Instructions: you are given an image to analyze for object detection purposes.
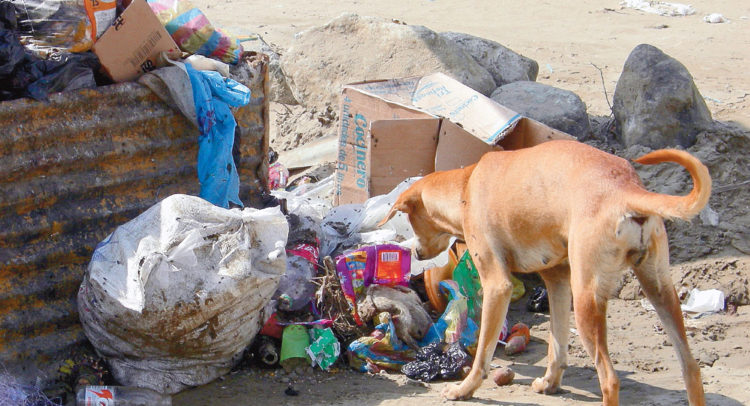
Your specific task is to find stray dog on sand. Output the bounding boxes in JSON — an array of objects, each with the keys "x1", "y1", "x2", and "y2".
[{"x1": 379, "y1": 140, "x2": 709, "y2": 405}]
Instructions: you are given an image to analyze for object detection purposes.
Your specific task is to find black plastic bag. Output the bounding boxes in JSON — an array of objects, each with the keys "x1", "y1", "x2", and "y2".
[
  {"x1": 439, "y1": 342, "x2": 472, "y2": 380},
  {"x1": 25, "y1": 51, "x2": 99, "y2": 100},
  {"x1": 0, "y1": 1, "x2": 17, "y2": 30},
  {"x1": 526, "y1": 286, "x2": 550, "y2": 313},
  {"x1": 0, "y1": 28, "x2": 24, "y2": 76},
  {"x1": 414, "y1": 342, "x2": 442, "y2": 362},
  {"x1": 0, "y1": 27, "x2": 99, "y2": 101},
  {"x1": 402, "y1": 360, "x2": 440, "y2": 382},
  {"x1": 403, "y1": 342, "x2": 473, "y2": 382}
]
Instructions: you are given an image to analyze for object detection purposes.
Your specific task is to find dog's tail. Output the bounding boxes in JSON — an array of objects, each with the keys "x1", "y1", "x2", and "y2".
[{"x1": 628, "y1": 149, "x2": 712, "y2": 220}]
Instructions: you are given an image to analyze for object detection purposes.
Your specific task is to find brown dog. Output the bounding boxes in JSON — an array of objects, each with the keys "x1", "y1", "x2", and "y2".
[{"x1": 378, "y1": 139, "x2": 709, "y2": 405}]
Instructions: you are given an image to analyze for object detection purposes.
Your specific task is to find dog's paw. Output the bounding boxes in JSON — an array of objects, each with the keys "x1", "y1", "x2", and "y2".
[
  {"x1": 441, "y1": 383, "x2": 473, "y2": 401},
  {"x1": 532, "y1": 377, "x2": 560, "y2": 395}
]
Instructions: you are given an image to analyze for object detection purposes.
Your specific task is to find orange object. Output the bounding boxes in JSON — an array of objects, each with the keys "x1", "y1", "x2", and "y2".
[
  {"x1": 507, "y1": 322, "x2": 530, "y2": 345},
  {"x1": 424, "y1": 248, "x2": 459, "y2": 312},
  {"x1": 375, "y1": 248, "x2": 407, "y2": 285}
]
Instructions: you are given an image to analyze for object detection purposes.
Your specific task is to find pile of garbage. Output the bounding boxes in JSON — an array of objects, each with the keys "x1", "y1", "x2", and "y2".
[
  {"x1": 52, "y1": 163, "x2": 550, "y2": 404},
  {"x1": 0, "y1": 0, "x2": 246, "y2": 102}
]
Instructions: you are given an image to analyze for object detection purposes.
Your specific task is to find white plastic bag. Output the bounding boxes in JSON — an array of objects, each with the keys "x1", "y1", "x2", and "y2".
[
  {"x1": 78, "y1": 194, "x2": 288, "y2": 394},
  {"x1": 320, "y1": 177, "x2": 451, "y2": 275},
  {"x1": 681, "y1": 288, "x2": 725, "y2": 313}
]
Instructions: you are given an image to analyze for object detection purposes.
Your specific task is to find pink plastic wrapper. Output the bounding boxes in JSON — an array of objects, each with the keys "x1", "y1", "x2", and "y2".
[
  {"x1": 268, "y1": 161, "x2": 289, "y2": 190},
  {"x1": 335, "y1": 244, "x2": 411, "y2": 325}
]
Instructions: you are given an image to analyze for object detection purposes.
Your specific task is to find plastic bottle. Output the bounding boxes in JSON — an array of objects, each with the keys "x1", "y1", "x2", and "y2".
[
  {"x1": 76, "y1": 385, "x2": 172, "y2": 406},
  {"x1": 256, "y1": 335, "x2": 280, "y2": 366}
]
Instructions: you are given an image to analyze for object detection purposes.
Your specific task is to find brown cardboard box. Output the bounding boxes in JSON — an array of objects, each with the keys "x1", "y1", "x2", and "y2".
[
  {"x1": 333, "y1": 73, "x2": 575, "y2": 205},
  {"x1": 93, "y1": 0, "x2": 180, "y2": 82}
]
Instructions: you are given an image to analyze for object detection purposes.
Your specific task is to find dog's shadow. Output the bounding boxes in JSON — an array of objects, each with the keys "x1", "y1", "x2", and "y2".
[{"x1": 488, "y1": 347, "x2": 743, "y2": 405}]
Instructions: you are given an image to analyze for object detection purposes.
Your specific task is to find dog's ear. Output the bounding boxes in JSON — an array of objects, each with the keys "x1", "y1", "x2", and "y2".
[{"x1": 377, "y1": 200, "x2": 409, "y2": 227}]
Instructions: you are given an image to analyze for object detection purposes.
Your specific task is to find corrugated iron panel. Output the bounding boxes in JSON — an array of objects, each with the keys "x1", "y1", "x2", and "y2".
[{"x1": 0, "y1": 54, "x2": 269, "y2": 383}]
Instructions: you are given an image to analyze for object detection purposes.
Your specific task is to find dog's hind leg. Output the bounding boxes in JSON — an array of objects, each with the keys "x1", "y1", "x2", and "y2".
[
  {"x1": 442, "y1": 245, "x2": 513, "y2": 401},
  {"x1": 532, "y1": 264, "x2": 572, "y2": 395},
  {"x1": 569, "y1": 243, "x2": 620, "y2": 405},
  {"x1": 633, "y1": 229, "x2": 705, "y2": 406}
]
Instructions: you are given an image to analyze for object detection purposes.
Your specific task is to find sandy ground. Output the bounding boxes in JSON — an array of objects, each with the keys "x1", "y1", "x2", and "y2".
[
  {"x1": 193, "y1": 0, "x2": 750, "y2": 128},
  {"x1": 175, "y1": 292, "x2": 750, "y2": 406},
  {"x1": 175, "y1": 1, "x2": 749, "y2": 405}
]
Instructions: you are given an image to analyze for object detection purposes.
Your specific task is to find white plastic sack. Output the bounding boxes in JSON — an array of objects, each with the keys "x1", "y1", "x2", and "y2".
[{"x1": 78, "y1": 194, "x2": 288, "y2": 394}]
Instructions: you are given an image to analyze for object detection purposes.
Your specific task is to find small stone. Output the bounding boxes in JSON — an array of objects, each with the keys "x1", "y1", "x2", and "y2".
[{"x1": 493, "y1": 367, "x2": 515, "y2": 386}]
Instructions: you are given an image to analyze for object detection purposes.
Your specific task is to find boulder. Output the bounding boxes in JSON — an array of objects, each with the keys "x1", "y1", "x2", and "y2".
[
  {"x1": 613, "y1": 44, "x2": 712, "y2": 148},
  {"x1": 440, "y1": 32, "x2": 538, "y2": 86},
  {"x1": 490, "y1": 81, "x2": 592, "y2": 139},
  {"x1": 281, "y1": 13, "x2": 496, "y2": 111}
]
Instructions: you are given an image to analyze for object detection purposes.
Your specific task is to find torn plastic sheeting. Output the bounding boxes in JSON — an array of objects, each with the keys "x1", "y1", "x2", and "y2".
[
  {"x1": 78, "y1": 194, "x2": 288, "y2": 394},
  {"x1": 321, "y1": 176, "x2": 453, "y2": 276}
]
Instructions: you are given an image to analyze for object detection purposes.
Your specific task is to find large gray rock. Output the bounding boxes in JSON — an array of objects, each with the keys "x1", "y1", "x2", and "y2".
[
  {"x1": 440, "y1": 32, "x2": 538, "y2": 87},
  {"x1": 281, "y1": 13, "x2": 496, "y2": 110},
  {"x1": 490, "y1": 81, "x2": 592, "y2": 139},
  {"x1": 613, "y1": 44, "x2": 712, "y2": 148}
]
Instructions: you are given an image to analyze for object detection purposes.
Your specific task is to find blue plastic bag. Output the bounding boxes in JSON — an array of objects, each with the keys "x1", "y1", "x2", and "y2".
[
  {"x1": 420, "y1": 280, "x2": 479, "y2": 353},
  {"x1": 184, "y1": 63, "x2": 250, "y2": 208}
]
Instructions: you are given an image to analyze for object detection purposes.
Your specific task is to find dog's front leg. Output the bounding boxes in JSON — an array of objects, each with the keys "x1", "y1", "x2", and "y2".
[
  {"x1": 532, "y1": 265, "x2": 572, "y2": 395},
  {"x1": 442, "y1": 251, "x2": 513, "y2": 400}
]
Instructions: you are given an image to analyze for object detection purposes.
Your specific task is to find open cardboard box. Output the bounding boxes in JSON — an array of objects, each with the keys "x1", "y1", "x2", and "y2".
[
  {"x1": 93, "y1": 0, "x2": 181, "y2": 82},
  {"x1": 333, "y1": 72, "x2": 575, "y2": 205}
]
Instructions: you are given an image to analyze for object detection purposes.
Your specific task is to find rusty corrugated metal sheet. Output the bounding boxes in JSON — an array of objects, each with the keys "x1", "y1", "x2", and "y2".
[{"x1": 0, "y1": 54, "x2": 269, "y2": 383}]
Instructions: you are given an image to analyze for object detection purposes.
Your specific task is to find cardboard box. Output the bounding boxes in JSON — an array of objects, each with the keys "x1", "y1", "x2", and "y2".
[
  {"x1": 333, "y1": 73, "x2": 575, "y2": 205},
  {"x1": 93, "y1": 0, "x2": 180, "y2": 82}
]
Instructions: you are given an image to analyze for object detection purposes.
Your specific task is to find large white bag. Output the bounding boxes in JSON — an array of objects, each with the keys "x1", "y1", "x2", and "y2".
[{"x1": 78, "y1": 194, "x2": 288, "y2": 394}]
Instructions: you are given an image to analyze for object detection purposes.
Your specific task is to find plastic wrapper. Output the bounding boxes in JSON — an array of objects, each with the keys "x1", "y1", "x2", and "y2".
[
  {"x1": 147, "y1": 0, "x2": 242, "y2": 64},
  {"x1": 420, "y1": 280, "x2": 479, "y2": 354},
  {"x1": 680, "y1": 288, "x2": 725, "y2": 313},
  {"x1": 347, "y1": 312, "x2": 415, "y2": 373},
  {"x1": 11, "y1": 0, "x2": 115, "y2": 55},
  {"x1": 335, "y1": 244, "x2": 411, "y2": 325},
  {"x1": 305, "y1": 327, "x2": 340, "y2": 370},
  {"x1": 268, "y1": 161, "x2": 289, "y2": 190},
  {"x1": 452, "y1": 250, "x2": 483, "y2": 321},
  {"x1": 275, "y1": 242, "x2": 319, "y2": 311},
  {"x1": 526, "y1": 286, "x2": 549, "y2": 313}
]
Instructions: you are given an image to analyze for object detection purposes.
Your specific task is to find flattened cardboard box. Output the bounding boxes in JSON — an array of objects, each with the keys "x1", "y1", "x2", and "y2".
[
  {"x1": 334, "y1": 72, "x2": 575, "y2": 205},
  {"x1": 93, "y1": 0, "x2": 180, "y2": 82}
]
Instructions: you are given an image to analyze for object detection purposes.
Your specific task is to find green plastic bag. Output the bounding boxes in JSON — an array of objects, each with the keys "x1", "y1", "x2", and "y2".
[
  {"x1": 452, "y1": 251, "x2": 483, "y2": 321},
  {"x1": 451, "y1": 250, "x2": 526, "y2": 321},
  {"x1": 306, "y1": 327, "x2": 340, "y2": 370}
]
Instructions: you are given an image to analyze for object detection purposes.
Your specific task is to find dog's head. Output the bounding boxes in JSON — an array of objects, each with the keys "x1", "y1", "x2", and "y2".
[{"x1": 377, "y1": 182, "x2": 456, "y2": 260}]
